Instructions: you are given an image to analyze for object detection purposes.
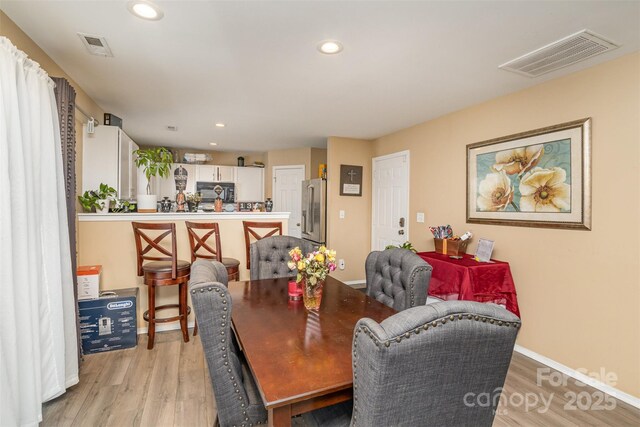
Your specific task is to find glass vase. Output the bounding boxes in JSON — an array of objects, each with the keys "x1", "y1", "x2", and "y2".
[{"x1": 302, "y1": 278, "x2": 324, "y2": 311}]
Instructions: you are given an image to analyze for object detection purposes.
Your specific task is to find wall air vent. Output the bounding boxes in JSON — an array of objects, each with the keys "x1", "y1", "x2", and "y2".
[
  {"x1": 77, "y1": 33, "x2": 113, "y2": 57},
  {"x1": 499, "y1": 30, "x2": 619, "y2": 77}
]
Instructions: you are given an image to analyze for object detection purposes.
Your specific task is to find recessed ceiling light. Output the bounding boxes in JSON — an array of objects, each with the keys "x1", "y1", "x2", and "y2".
[
  {"x1": 127, "y1": 1, "x2": 164, "y2": 21},
  {"x1": 215, "y1": 123, "x2": 225, "y2": 128},
  {"x1": 209, "y1": 142, "x2": 218, "y2": 146},
  {"x1": 318, "y1": 40, "x2": 343, "y2": 55}
]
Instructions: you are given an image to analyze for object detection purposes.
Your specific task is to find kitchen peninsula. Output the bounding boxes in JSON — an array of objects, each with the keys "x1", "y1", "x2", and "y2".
[{"x1": 78, "y1": 211, "x2": 289, "y2": 330}]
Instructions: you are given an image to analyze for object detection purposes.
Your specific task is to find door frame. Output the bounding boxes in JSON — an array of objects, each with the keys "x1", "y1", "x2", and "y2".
[
  {"x1": 272, "y1": 164, "x2": 306, "y2": 202},
  {"x1": 273, "y1": 165, "x2": 306, "y2": 235},
  {"x1": 371, "y1": 150, "x2": 410, "y2": 251}
]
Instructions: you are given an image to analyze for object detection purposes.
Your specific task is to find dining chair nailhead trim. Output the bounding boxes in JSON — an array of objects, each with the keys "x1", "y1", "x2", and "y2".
[
  {"x1": 357, "y1": 313, "x2": 521, "y2": 348},
  {"x1": 352, "y1": 311, "x2": 520, "y2": 426}
]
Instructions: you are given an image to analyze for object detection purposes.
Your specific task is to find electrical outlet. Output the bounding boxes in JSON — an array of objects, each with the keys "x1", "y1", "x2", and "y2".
[
  {"x1": 339, "y1": 210, "x2": 345, "y2": 219},
  {"x1": 338, "y1": 259, "x2": 345, "y2": 270},
  {"x1": 417, "y1": 212, "x2": 425, "y2": 223}
]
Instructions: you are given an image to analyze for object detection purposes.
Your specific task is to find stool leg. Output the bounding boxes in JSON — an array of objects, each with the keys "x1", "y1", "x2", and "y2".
[
  {"x1": 179, "y1": 282, "x2": 189, "y2": 343},
  {"x1": 147, "y1": 284, "x2": 156, "y2": 350},
  {"x1": 193, "y1": 319, "x2": 198, "y2": 336}
]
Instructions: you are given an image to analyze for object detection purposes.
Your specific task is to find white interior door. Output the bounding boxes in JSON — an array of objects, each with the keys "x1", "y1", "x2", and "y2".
[
  {"x1": 372, "y1": 151, "x2": 410, "y2": 250},
  {"x1": 273, "y1": 165, "x2": 305, "y2": 237}
]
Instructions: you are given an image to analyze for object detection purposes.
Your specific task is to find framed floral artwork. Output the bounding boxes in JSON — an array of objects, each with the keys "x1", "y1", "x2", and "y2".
[{"x1": 466, "y1": 118, "x2": 591, "y2": 230}]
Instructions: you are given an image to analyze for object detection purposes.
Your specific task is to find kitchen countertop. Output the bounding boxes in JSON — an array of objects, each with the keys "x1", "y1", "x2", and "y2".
[{"x1": 78, "y1": 211, "x2": 290, "y2": 222}]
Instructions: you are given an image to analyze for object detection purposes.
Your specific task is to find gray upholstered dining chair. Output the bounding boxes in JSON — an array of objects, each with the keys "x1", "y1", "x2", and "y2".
[
  {"x1": 189, "y1": 260, "x2": 267, "y2": 427},
  {"x1": 304, "y1": 300, "x2": 521, "y2": 427},
  {"x1": 365, "y1": 248, "x2": 432, "y2": 311},
  {"x1": 249, "y1": 235, "x2": 315, "y2": 280}
]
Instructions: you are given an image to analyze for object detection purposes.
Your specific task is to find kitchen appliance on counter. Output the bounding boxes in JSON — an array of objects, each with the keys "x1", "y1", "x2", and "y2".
[
  {"x1": 196, "y1": 181, "x2": 235, "y2": 211},
  {"x1": 301, "y1": 178, "x2": 326, "y2": 245}
]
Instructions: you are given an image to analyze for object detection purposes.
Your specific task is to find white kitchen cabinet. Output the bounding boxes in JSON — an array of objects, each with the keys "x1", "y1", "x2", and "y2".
[
  {"x1": 234, "y1": 167, "x2": 264, "y2": 202},
  {"x1": 82, "y1": 125, "x2": 139, "y2": 200},
  {"x1": 156, "y1": 163, "x2": 196, "y2": 199},
  {"x1": 196, "y1": 165, "x2": 234, "y2": 182}
]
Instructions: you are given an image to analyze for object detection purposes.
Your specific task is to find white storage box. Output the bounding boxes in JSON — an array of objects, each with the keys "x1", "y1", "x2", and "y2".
[{"x1": 77, "y1": 265, "x2": 101, "y2": 300}]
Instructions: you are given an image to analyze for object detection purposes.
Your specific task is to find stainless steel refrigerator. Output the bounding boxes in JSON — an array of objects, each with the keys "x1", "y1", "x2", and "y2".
[{"x1": 301, "y1": 178, "x2": 326, "y2": 245}]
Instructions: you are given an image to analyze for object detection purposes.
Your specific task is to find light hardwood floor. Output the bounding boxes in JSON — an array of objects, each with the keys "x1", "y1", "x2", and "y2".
[{"x1": 42, "y1": 330, "x2": 639, "y2": 426}]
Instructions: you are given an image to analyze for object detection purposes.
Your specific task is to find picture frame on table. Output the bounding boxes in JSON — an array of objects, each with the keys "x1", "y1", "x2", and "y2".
[{"x1": 466, "y1": 118, "x2": 591, "y2": 230}]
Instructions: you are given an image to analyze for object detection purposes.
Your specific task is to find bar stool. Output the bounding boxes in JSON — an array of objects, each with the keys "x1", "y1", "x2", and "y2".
[
  {"x1": 185, "y1": 221, "x2": 240, "y2": 336},
  {"x1": 132, "y1": 222, "x2": 190, "y2": 349},
  {"x1": 185, "y1": 221, "x2": 240, "y2": 280},
  {"x1": 242, "y1": 221, "x2": 283, "y2": 270}
]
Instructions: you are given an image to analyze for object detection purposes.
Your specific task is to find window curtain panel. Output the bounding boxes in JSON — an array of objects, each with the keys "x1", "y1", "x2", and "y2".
[
  {"x1": 0, "y1": 37, "x2": 79, "y2": 426},
  {"x1": 52, "y1": 77, "x2": 81, "y2": 365}
]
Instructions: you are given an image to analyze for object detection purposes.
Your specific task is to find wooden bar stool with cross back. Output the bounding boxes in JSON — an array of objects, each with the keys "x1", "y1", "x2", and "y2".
[
  {"x1": 185, "y1": 221, "x2": 240, "y2": 336},
  {"x1": 242, "y1": 221, "x2": 283, "y2": 270},
  {"x1": 132, "y1": 222, "x2": 191, "y2": 349}
]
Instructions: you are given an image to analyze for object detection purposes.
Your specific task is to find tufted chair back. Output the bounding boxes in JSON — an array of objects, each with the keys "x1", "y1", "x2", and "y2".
[
  {"x1": 249, "y1": 236, "x2": 316, "y2": 280},
  {"x1": 352, "y1": 301, "x2": 521, "y2": 426},
  {"x1": 189, "y1": 260, "x2": 267, "y2": 426},
  {"x1": 365, "y1": 248, "x2": 432, "y2": 311}
]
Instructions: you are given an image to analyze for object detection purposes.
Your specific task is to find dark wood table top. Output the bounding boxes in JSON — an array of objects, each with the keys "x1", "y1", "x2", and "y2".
[{"x1": 228, "y1": 276, "x2": 397, "y2": 409}]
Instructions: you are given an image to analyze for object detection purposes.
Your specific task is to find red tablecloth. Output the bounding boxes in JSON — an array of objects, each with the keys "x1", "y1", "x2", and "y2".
[{"x1": 418, "y1": 251, "x2": 520, "y2": 317}]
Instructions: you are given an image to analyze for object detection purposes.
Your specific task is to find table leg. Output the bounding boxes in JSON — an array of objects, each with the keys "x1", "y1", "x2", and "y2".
[{"x1": 268, "y1": 405, "x2": 292, "y2": 427}]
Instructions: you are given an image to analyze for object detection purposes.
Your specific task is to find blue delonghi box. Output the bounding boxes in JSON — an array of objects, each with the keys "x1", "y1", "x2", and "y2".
[{"x1": 78, "y1": 287, "x2": 138, "y2": 354}]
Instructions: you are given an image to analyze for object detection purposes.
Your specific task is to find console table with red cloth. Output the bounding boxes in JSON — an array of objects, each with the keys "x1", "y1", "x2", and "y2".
[{"x1": 417, "y1": 251, "x2": 520, "y2": 317}]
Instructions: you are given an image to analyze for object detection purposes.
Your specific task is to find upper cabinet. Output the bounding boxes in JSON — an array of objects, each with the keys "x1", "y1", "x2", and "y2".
[
  {"x1": 196, "y1": 165, "x2": 234, "y2": 182},
  {"x1": 82, "y1": 125, "x2": 139, "y2": 200},
  {"x1": 235, "y1": 167, "x2": 264, "y2": 202}
]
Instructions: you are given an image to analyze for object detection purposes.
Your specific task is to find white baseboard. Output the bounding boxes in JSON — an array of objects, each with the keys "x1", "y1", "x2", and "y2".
[
  {"x1": 344, "y1": 279, "x2": 366, "y2": 288},
  {"x1": 514, "y1": 344, "x2": 640, "y2": 409}
]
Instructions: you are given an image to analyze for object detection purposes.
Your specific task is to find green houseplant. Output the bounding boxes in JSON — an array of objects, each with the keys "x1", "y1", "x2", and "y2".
[
  {"x1": 78, "y1": 183, "x2": 117, "y2": 213},
  {"x1": 385, "y1": 241, "x2": 417, "y2": 253},
  {"x1": 133, "y1": 147, "x2": 173, "y2": 212}
]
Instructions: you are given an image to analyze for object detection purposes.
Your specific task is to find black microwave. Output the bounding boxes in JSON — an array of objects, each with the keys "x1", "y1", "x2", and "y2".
[{"x1": 196, "y1": 182, "x2": 235, "y2": 203}]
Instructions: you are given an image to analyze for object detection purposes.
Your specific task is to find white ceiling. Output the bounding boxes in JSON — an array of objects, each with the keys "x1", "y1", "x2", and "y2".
[{"x1": 2, "y1": 1, "x2": 639, "y2": 152}]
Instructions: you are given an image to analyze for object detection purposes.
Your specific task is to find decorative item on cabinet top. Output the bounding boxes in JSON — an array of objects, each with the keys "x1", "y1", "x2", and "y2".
[{"x1": 183, "y1": 152, "x2": 212, "y2": 164}]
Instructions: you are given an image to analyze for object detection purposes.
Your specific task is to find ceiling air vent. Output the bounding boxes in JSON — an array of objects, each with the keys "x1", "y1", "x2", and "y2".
[
  {"x1": 499, "y1": 30, "x2": 619, "y2": 77},
  {"x1": 77, "y1": 33, "x2": 113, "y2": 57}
]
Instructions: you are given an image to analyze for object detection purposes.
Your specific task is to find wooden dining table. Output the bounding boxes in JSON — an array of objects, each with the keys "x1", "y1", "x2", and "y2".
[{"x1": 227, "y1": 276, "x2": 397, "y2": 427}]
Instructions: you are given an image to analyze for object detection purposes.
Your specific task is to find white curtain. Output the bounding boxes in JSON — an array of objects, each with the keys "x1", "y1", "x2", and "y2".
[{"x1": 0, "y1": 37, "x2": 78, "y2": 426}]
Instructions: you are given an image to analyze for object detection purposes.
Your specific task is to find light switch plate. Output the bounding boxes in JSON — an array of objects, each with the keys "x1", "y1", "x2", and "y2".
[
  {"x1": 339, "y1": 259, "x2": 345, "y2": 270},
  {"x1": 339, "y1": 210, "x2": 345, "y2": 219},
  {"x1": 417, "y1": 212, "x2": 425, "y2": 223}
]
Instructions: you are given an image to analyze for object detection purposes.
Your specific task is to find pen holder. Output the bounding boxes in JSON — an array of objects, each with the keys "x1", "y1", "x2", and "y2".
[{"x1": 434, "y1": 238, "x2": 469, "y2": 257}]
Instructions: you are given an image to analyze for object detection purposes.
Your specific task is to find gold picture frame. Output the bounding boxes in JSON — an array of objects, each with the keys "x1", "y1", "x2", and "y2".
[{"x1": 466, "y1": 118, "x2": 591, "y2": 230}]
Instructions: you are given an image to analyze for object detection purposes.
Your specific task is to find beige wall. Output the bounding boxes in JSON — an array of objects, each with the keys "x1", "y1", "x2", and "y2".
[
  {"x1": 371, "y1": 53, "x2": 640, "y2": 396},
  {"x1": 264, "y1": 147, "x2": 326, "y2": 198},
  {"x1": 326, "y1": 137, "x2": 373, "y2": 282}
]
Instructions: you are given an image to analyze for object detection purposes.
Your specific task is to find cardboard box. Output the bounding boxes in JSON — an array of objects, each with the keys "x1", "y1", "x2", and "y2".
[
  {"x1": 77, "y1": 265, "x2": 101, "y2": 300},
  {"x1": 79, "y1": 288, "x2": 138, "y2": 354}
]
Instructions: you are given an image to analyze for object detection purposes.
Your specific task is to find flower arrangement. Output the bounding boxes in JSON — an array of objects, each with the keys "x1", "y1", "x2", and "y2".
[
  {"x1": 288, "y1": 246, "x2": 337, "y2": 286},
  {"x1": 185, "y1": 192, "x2": 203, "y2": 203},
  {"x1": 288, "y1": 246, "x2": 337, "y2": 310}
]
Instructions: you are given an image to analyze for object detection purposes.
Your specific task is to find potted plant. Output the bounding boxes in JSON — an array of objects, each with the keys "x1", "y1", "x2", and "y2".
[
  {"x1": 78, "y1": 183, "x2": 117, "y2": 213},
  {"x1": 133, "y1": 147, "x2": 173, "y2": 212},
  {"x1": 385, "y1": 241, "x2": 417, "y2": 252},
  {"x1": 186, "y1": 192, "x2": 202, "y2": 212}
]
